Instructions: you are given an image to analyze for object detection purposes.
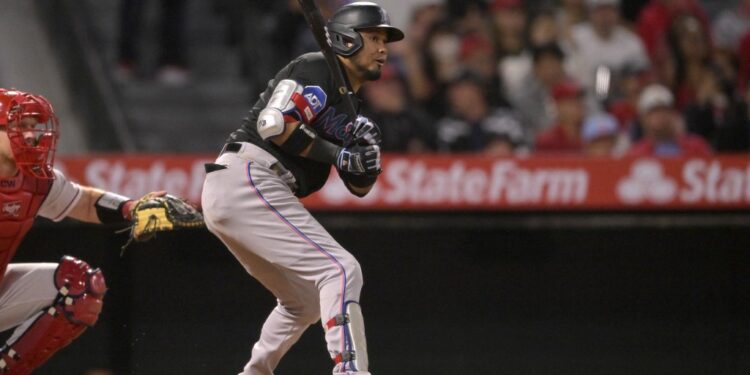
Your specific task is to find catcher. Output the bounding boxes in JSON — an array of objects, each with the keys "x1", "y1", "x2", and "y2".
[{"x1": 0, "y1": 88, "x2": 202, "y2": 374}]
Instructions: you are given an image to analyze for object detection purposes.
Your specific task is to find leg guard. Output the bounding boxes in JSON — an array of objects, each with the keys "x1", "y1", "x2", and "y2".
[
  {"x1": 0, "y1": 256, "x2": 106, "y2": 375},
  {"x1": 327, "y1": 301, "x2": 369, "y2": 374}
]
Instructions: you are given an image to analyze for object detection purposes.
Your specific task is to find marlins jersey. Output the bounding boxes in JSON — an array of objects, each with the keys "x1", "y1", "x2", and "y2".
[
  {"x1": 0, "y1": 169, "x2": 82, "y2": 280},
  {"x1": 228, "y1": 52, "x2": 359, "y2": 197}
]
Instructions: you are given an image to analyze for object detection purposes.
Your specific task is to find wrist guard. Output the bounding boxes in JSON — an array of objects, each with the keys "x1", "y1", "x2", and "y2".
[
  {"x1": 307, "y1": 136, "x2": 342, "y2": 165},
  {"x1": 95, "y1": 192, "x2": 132, "y2": 224}
]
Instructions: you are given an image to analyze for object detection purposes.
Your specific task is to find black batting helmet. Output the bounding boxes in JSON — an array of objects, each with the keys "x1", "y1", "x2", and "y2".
[{"x1": 327, "y1": 2, "x2": 404, "y2": 57}]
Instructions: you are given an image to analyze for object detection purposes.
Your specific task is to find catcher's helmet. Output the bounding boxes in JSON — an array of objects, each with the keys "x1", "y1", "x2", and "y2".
[
  {"x1": 0, "y1": 89, "x2": 59, "y2": 179},
  {"x1": 327, "y1": 2, "x2": 404, "y2": 57}
]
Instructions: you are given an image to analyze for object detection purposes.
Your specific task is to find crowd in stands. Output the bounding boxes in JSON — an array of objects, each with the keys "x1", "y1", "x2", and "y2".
[
  {"x1": 323, "y1": 0, "x2": 750, "y2": 157},
  {"x1": 119, "y1": 0, "x2": 750, "y2": 157}
]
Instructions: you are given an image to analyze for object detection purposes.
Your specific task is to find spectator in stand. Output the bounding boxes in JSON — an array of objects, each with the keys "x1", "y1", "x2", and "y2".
[
  {"x1": 664, "y1": 14, "x2": 715, "y2": 110},
  {"x1": 458, "y1": 33, "x2": 504, "y2": 105},
  {"x1": 507, "y1": 43, "x2": 569, "y2": 140},
  {"x1": 360, "y1": 66, "x2": 436, "y2": 153},
  {"x1": 501, "y1": 8, "x2": 564, "y2": 106},
  {"x1": 636, "y1": 0, "x2": 709, "y2": 67},
  {"x1": 535, "y1": 80, "x2": 588, "y2": 153},
  {"x1": 567, "y1": 0, "x2": 649, "y2": 92},
  {"x1": 713, "y1": 0, "x2": 750, "y2": 54},
  {"x1": 448, "y1": 0, "x2": 494, "y2": 38},
  {"x1": 482, "y1": 114, "x2": 528, "y2": 157},
  {"x1": 737, "y1": 30, "x2": 750, "y2": 92},
  {"x1": 436, "y1": 72, "x2": 530, "y2": 155},
  {"x1": 493, "y1": 0, "x2": 530, "y2": 99},
  {"x1": 682, "y1": 66, "x2": 731, "y2": 145},
  {"x1": 528, "y1": 8, "x2": 562, "y2": 47},
  {"x1": 492, "y1": 0, "x2": 527, "y2": 58},
  {"x1": 714, "y1": 80, "x2": 750, "y2": 152},
  {"x1": 627, "y1": 84, "x2": 712, "y2": 157},
  {"x1": 394, "y1": 4, "x2": 445, "y2": 104},
  {"x1": 711, "y1": 0, "x2": 750, "y2": 86},
  {"x1": 116, "y1": 0, "x2": 190, "y2": 86},
  {"x1": 607, "y1": 63, "x2": 653, "y2": 130},
  {"x1": 581, "y1": 112, "x2": 622, "y2": 156},
  {"x1": 556, "y1": 0, "x2": 587, "y2": 42},
  {"x1": 422, "y1": 20, "x2": 463, "y2": 115},
  {"x1": 425, "y1": 21, "x2": 462, "y2": 85},
  {"x1": 449, "y1": 1, "x2": 505, "y2": 105}
]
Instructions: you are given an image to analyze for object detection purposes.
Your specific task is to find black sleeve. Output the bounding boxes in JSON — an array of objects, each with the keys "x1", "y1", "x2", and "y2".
[{"x1": 285, "y1": 53, "x2": 334, "y2": 95}]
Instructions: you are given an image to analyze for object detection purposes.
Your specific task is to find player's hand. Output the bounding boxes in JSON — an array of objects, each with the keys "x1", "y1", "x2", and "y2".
[
  {"x1": 348, "y1": 116, "x2": 382, "y2": 146},
  {"x1": 336, "y1": 144, "x2": 381, "y2": 175}
]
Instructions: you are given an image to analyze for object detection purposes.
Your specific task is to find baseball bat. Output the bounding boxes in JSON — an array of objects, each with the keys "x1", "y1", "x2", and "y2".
[{"x1": 297, "y1": 0, "x2": 359, "y2": 123}]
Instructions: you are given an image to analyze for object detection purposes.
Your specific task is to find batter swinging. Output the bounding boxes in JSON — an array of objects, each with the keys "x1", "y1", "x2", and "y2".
[{"x1": 201, "y1": 2, "x2": 403, "y2": 375}]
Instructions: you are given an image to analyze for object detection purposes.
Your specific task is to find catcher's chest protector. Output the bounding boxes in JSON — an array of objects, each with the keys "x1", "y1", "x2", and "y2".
[{"x1": 0, "y1": 174, "x2": 52, "y2": 278}]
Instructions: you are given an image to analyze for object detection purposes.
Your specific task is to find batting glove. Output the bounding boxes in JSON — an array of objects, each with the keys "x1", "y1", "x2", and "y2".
[
  {"x1": 349, "y1": 116, "x2": 382, "y2": 146},
  {"x1": 336, "y1": 144, "x2": 381, "y2": 175}
]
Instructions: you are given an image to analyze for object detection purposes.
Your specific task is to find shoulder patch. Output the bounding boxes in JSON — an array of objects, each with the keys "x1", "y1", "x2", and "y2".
[
  {"x1": 302, "y1": 86, "x2": 327, "y2": 114},
  {"x1": 286, "y1": 85, "x2": 327, "y2": 124}
]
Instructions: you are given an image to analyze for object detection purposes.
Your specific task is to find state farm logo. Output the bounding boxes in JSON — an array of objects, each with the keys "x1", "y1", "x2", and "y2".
[
  {"x1": 617, "y1": 160, "x2": 678, "y2": 204},
  {"x1": 81, "y1": 159, "x2": 212, "y2": 203},
  {"x1": 320, "y1": 159, "x2": 589, "y2": 206},
  {"x1": 2, "y1": 200, "x2": 22, "y2": 217}
]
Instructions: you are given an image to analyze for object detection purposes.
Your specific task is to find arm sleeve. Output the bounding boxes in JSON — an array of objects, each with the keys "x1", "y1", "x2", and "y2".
[{"x1": 37, "y1": 169, "x2": 83, "y2": 222}]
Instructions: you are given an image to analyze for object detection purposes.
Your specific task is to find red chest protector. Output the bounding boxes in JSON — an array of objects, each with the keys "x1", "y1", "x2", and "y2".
[{"x1": 0, "y1": 173, "x2": 52, "y2": 280}]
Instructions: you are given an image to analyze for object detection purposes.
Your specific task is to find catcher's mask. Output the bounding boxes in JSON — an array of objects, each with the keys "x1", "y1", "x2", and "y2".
[
  {"x1": 0, "y1": 89, "x2": 59, "y2": 179},
  {"x1": 327, "y1": 1, "x2": 404, "y2": 57}
]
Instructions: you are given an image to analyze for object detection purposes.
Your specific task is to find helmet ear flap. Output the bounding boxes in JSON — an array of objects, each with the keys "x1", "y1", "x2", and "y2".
[{"x1": 328, "y1": 25, "x2": 363, "y2": 56}]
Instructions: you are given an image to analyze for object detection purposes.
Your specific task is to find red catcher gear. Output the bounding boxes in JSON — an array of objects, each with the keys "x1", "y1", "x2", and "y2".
[
  {"x1": 0, "y1": 173, "x2": 52, "y2": 282},
  {"x1": 0, "y1": 256, "x2": 106, "y2": 375},
  {"x1": 0, "y1": 89, "x2": 59, "y2": 179}
]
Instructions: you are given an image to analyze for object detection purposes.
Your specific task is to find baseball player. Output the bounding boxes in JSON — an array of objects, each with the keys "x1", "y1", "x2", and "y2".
[
  {"x1": 0, "y1": 89, "x2": 166, "y2": 375},
  {"x1": 201, "y1": 2, "x2": 403, "y2": 374}
]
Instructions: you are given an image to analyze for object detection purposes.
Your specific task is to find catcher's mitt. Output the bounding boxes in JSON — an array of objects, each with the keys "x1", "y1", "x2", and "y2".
[{"x1": 119, "y1": 193, "x2": 204, "y2": 252}]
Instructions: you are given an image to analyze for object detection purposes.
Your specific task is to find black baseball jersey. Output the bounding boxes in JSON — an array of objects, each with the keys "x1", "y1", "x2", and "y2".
[{"x1": 228, "y1": 52, "x2": 359, "y2": 198}]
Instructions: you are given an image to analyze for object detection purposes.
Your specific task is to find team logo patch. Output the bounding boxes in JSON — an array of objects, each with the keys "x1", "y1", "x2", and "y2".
[
  {"x1": 302, "y1": 86, "x2": 327, "y2": 112},
  {"x1": 2, "y1": 200, "x2": 22, "y2": 217}
]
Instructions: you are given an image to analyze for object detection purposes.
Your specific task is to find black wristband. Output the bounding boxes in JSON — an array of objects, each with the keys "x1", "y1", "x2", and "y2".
[
  {"x1": 279, "y1": 124, "x2": 316, "y2": 155},
  {"x1": 307, "y1": 136, "x2": 342, "y2": 165},
  {"x1": 95, "y1": 192, "x2": 131, "y2": 224}
]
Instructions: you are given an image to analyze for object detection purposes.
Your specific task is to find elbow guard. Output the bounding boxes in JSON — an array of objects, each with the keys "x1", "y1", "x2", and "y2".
[{"x1": 257, "y1": 79, "x2": 328, "y2": 140}]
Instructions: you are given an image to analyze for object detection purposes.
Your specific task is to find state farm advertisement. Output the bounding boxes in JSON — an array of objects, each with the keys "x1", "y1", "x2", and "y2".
[
  {"x1": 55, "y1": 155, "x2": 214, "y2": 205},
  {"x1": 55, "y1": 154, "x2": 750, "y2": 211}
]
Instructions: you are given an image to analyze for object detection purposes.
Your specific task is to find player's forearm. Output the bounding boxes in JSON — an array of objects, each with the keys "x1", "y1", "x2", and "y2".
[
  {"x1": 66, "y1": 186, "x2": 106, "y2": 223},
  {"x1": 269, "y1": 121, "x2": 341, "y2": 164},
  {"x1": 269, "y1": 121, "x2": 302, "y2": 148}
]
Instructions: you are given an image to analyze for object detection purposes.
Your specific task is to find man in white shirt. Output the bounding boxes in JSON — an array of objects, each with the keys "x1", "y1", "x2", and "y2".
[
  {"x1": 567, "y1": 0, "x2": 650, "y2": 91},
  {"x1": 713, "y1": 0, "x2": 750, "y2": 52}
]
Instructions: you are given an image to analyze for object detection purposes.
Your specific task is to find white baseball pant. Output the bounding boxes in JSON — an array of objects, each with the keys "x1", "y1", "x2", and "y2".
[
  {"x1": 0, "y1": 264, "x2": 59, "y2": 344},
  {"x1": 201, "y1": 142, "x2": 370, "y2": 375}
]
